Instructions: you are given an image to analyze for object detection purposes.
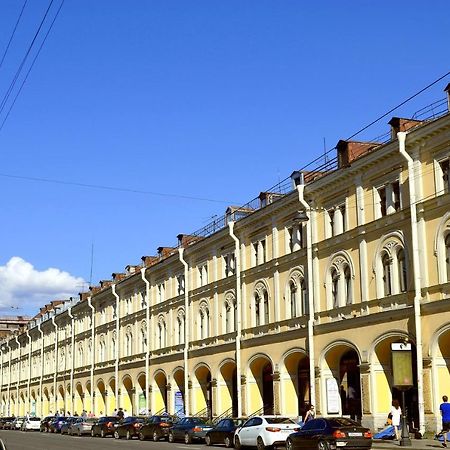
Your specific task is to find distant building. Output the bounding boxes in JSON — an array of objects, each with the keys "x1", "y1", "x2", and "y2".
[{"x1": 0, "y1": 316, "x2": 30, "y2": 339}]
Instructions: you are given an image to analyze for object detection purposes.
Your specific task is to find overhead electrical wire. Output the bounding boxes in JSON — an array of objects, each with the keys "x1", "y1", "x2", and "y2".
[
  {"x1": 0, "y1": 0, "x2": 65, "y2": 132},
  {"x1": 0, "y1": 0, "x2": 29, "y2": 71},
  {"x1": 0, "y1": 0, "x2": 56, "y2": 116}
]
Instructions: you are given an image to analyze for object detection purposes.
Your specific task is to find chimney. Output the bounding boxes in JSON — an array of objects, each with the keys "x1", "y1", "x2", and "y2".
[
  {"x1": 79, "y1": 292, "x2": 90, "y2": 302},
  {"x1": 112, "y1": 272, "x2": 127, "y2": 282},
  {"x1": 258, "y1": 191, "x2": 284, "y2": 208},
  {"x1": 445, "y1": 83, "x2": 450, "y2": 112},
  {"x1": 141, "y1": 255, "x2": 159, "y2": 267},
  {"x1": 157, "y1": 247, "x2": 176, "y2": 259},
  {"x1": 388, "y1": 117, "x2": 424, "y2": 139},
  {"x1": 336, "y1": 140, "x2": 379, "y2": 168},
  {"x1": 89, "y1": 285, "x2": 101, "y2": 295},
  {"x1": 177, "y1": 234, "x2": 203, "y2": 248},
  {"x1": 125, "y1": 265, "x2": 140, "y2": 275},
  {"x1": 99, "y1": 280, "x2": 112, "y2": 289}
]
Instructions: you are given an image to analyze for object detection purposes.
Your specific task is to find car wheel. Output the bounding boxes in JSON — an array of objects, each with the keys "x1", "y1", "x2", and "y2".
[
  {"x1": 91, "y1": 429, "x2": 95, "y2": 437},
  {"x1": 235, "y1": 436, "x2": 242, "y2": 450},
  {"x1": 257, "y1": 436, "x2": 266, "y2": 450},
  {"x1": 317, "y1": 440, "x2": 330, "y2": 450},
  {"x1": 78, "y1": 428, "x2": 82, "y2": 437},
  {"x1": 153, "y1": 431, "x2": 159, "y2": 442},
  {"x1": 114, "y1": 430, "x2": 120, "y2": 439},
  {"x1": 184, "y1": 432, "x2": 192, "y2": 444},
  {"x1": 205, "y1": 435, "x2": 212, "y2": 446},
  {"x1": 224, "y1": 436, "x2": 232, "y2": 448},
  {"x1": 100, "y1": 428, "x2": 106, "y2": 438},
  {"x1": 139, "y1": 431, "x2": 146, "y2": 441},
  {"x1": 126, "y1": 430, "x2": 132, "y2": 440},
  {"x1": 286, "y1": 438, "x2": 294, "y2": 450}
]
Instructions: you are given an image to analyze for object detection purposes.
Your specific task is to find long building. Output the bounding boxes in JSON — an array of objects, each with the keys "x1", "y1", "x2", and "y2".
[{"x1": 1, "y1": 86, "x2": 450, "y2": 435}]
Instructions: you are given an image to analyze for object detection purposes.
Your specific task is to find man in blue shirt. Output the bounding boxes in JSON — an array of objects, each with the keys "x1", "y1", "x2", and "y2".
[{"x1": 440, "y1": 396, "x2": 450, "y2": 447}]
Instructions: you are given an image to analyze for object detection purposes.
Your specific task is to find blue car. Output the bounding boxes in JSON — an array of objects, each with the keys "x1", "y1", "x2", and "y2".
[{"x1": 168, "y1": 417, "x2": 213, "y2": 444}]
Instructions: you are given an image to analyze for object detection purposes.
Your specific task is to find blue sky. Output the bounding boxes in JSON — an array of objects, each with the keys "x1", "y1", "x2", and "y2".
[{"x1": 0, "y1": 0, "x2": 449, "y2": 315}]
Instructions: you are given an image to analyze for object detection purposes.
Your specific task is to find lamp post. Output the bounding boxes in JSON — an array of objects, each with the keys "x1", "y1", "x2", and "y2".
[{"x1": 391, "y1": 342, "x2": 413, "y2": 446}]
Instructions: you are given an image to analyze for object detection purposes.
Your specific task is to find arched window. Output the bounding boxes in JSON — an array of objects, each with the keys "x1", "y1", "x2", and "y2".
[
  {"x1": 434, "y1": 215, "x2": 450, "y2": 283},
  {"x1": 199, "y1": 302, "x2": 210, "y2": 339},
  {"x1": 397, "y1": 248, "x2": 407, "y2": 292},
  {"x1": 158, "y1": 317, "x2": 167, "y2": 349},
  {"x1": 326, "y1": 253, "x2": 354, "y2": 310},
  {"x1": 124, "y1": 327, "x2": 133, "y2": 357},
  {"x1": 140, "y1": 324, "x2": 146, "y2": 353},
  {"x1": 224, "y1": 293, "x2": 236, "y2": 333},
  {"x1": 382, "y1": 253, "x2": 392, "y2": 296},
  {"x1": 176, "y1": 309, "x2": 185, "y2": 345},
  {"x1": 254, "y1": 282, "x2": 270, "y2": 326},
  {"x1": 111, "y1": 332, "x2": 116, "y2": 360},
  {"x1": 446, "y1": 234, "x2": 450, "y2": 281},
  {"x1": 301, "y1": 279, "x2": 308, "y2": 315},
  {"x1": 289, "y1": 281, "x2": 297, "y2": 318}
]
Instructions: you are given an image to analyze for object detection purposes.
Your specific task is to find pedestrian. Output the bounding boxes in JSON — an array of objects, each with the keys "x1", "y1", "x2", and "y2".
[
  {"x1": 67, "y1": 411, "x2": 71, "y2": 416},
  {"x1": 440, "y1": 395, "x2": 450, "y2": 448},
  {"x1": 117, "y1": 408, "x2": 124, "y2": 420},
  {"x1": 123, "y1": 409, "x2": 129, "y2": 418},
  {"x1": 74, "y1": 411, "x2": 78, "y2": 417},
  {"x1": 81, "y1": 410, "x2": 87, "y2": 418},
  {"x1": 390, "y1": 400, "x2": 402, "y2": 441},
  {"x1": 99, "y1": 411, "x2": 103, "y2": 416},
  {"x1": 112, "y1": 408, "x2": 117, "y2": 417},
  {"x1": 304, "y1": 405, "x2": 315, "y2": 423}
]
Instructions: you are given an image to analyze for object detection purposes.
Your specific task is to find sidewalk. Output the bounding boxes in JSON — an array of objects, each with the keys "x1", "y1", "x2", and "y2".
[{"x1": 373, "y1": 438, "x2": 445, "y2": 450}]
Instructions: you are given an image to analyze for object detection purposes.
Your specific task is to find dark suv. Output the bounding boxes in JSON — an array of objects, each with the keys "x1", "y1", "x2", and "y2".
[
  {"x1": 113, "y1": 416, "x2": 145, "y2": 440},
  {"x1": 138, "y1": 415, "x2": 175, "y2": 441},
  {"x1": 91, "y1": 416, "x2": 119, "y2": 438}
]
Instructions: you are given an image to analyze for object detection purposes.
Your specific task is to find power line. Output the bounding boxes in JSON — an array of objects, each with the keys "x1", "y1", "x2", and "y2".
[
  {"x1": 0, "y1": 0, "x2": 55, "y2": 116},
  {"x1": 0, "y1": 0, "x2": 29, "y2": 71},
  {"x1": 0, "y1": 172, "x2": 236, "y2": 204},
  {"x1": 0, "y1": 0, "x2": 65, "y2": 132}
]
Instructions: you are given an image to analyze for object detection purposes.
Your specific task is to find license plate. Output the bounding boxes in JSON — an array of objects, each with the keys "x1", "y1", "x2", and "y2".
[
  {"x1": 348, "y1": 432, "x2": 362, "y2": 437},
  {"x1": 203, "y1": 428, "x2": 212, "y2": 431}
]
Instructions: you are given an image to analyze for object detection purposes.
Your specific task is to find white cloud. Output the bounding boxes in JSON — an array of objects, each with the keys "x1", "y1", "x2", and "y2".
[{"x1": 0, "y1": 257, "x2": 85, "y2": 315}]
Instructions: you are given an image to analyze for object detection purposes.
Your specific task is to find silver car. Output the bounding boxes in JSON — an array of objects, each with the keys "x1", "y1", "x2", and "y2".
[{"x1": 69, "y1": 417, "x2": 97, "y2": 436}]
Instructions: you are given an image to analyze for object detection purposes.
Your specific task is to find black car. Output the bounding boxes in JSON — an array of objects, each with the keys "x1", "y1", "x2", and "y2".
[
  {"x1": 168, "y1": 417, "x2": 213, "y2": 444},
  {"x1": 0, "y1": 417, "x2": 15, "y2": 430},
  {"x1": 138, "y1": 415, "x2": 175, "y2": 441},
  {"x1": 205, "y1": 418, "x2": 246, "y2": 448},
  {"x1": 91, "y1": 416, "x2": 120, "y2": 437},
  {"x1": 39, "y1": 416, "x2": 55, "y2": 432},
  {"x1": 286, "y1": 417, "x2": 373, "y2": 450},
  {"x1": 113, "y1": 416, "x2": 145, "y2": 440}
]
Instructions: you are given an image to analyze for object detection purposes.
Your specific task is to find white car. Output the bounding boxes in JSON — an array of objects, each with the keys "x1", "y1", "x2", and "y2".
[
  {"x1": 13, "y1": 417, "x2": 25, "y2": 430},
  {"x1": 22, "y1": 417, "x2": 41, "y2": 431},
  {"x1": 234, "y1": 415, "x2": 300, "y2": 450}
]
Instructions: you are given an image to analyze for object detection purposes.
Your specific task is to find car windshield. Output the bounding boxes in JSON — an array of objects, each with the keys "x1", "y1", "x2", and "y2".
[
  {"x1": 265, "y1": 417, "x2": 295, "y2": 424},
  {"x1": 328, "y1": 418, "x2": 359, "y2": 427}
]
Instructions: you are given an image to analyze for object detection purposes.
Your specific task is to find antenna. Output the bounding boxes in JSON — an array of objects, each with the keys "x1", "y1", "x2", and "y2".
[{"x1": 323, "y1": 137, "x2": 328, "y2": 165}]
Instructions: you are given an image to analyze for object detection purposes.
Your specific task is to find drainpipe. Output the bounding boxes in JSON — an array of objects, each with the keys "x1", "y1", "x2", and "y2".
[
  {"x1": 6, "y1": 342, "x2": 11, "y2": 416},
  {"x1": 297, "y1": 179, "x2": 317, "y2": 409},
  {"x1": 51, "y1": 316, "x2": 58, "y2": 413},
  {"x1": 141, "y1": 268, "x2": 151, "y2": 415},
  {"x1": 0, "y1": 346, "x2": 3, "y2": 415},
  {"x1": 111, "y1": 284, "x2": 120, "y2": 409},
  {"x1": 87, "y1": 297, "x2": 95, "y2": 414},
  {"x1": 67, "y1": 307, "x2": 75, "y2": 415},
  {"x1": 15, "y1": 336, "x2": 20, "y2": 416},
  {"x1": 398, "y1": 131, "x2": 425, "y2": 434},
  {"x1": 178, "y1": 248, "x2": 190, "y2": 416},
  {"x1": 228, "y1": 221, "x2": 243, "y2": 417},
  {"x1": 26, "y1": 330, "x2": 32, "y2": 414},
  {"x1": 37, "y1": 324, "x2": 44, "y2": 416}
]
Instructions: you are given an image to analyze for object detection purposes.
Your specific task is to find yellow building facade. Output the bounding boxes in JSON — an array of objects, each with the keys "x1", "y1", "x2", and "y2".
[{"x1": 1, "y1": 89, "x2": 450, "y2": 434}]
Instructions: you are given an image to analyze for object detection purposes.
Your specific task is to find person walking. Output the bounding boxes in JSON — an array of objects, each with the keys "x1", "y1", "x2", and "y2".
[
  {"x1": 440, "y1": 395, "x2": 450, "y2": 447},
  {"x1": 304, "y1": 405, "x2": 315, "y2": 423},
  {"x1": 390, "y1": 400, "x2": 402, "y2": 441}
]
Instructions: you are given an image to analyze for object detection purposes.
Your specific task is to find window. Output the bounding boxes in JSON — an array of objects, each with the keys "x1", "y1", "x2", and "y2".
[
  {"x1": 286, "y1": 272, "x2": 308, "y2": 319},
  {"x1": 446, "y1": 234, "x2": 450, "y2": 281},
  {"x1": 198, "y1": 263, "x2": 208, "y2": 287},
  {"x1": 375, "y1": 180, "x2": 401, "y2": 218},
  {"x1": 112, "y1": 303, "x2": 117, "y2": 320},
  {"x1": 252, "y1": 239, "x2": 266, "y2": 266},
  {"x1": 125, "y1": 327, "x2": 133, "y2": 356},
  {"x1": 287, "y1": 225, "x2": 303, "y2": 253},
  {"x1": 177, "y1": 274, "x2": 185, "y2": 295},
  {"x1": 326, "y1": 253, "x2": 354, "y2": 310},
  {"x1": 140, "y1": 325, "x2": 146, "y2": 353},
  {"x1": 199, "y1": 302, "x2": 210, "y2": 339},
  {"x1": 177, "y1": 310, "x2": 185, "y2": 345},
  {"x1": 224, "y1": 294, "x2": 237, "y2": 333},
  {"x1": 331, "y1": 268, "x2": 339, "y2": 308},
  {"x1": 140, "y1": 291, "x2": 147, "y2": 309},
  {"x1": 289, "y1": 282, "x2": 297, "y2": 318},
  {"x1": 124, "y1": 297, "x2": 132, "y2": 315},
  {"x1": 157, "y1": 283, "x2": 165, "y2": 303},
  {"x1": 158, "y1": 318, "x2": 167, "y2": 349},
  {"x1": 224, "y1": 253, "x2": 236, "y2": 277},
  {"x1": 254, "y1": 283, "x2": 269, "y2": 326},
  {"x1": 326, "y1": 203, "x2": 347, "y2": 237},
  {"x1": 436, "y1": 158, "x2": 450, "y2": 195},
  {"x1": 397, "y1": 249, "x2": 407, "y2": 292},
  {"x1": 111, "y1": 333, "x2": 116, "y2": 359},
  {"x1": 382, "y1": 253, "x2": 392, "y2": 296}
]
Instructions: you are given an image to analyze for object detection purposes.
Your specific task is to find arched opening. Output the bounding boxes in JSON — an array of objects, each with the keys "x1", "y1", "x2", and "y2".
[
  {"x1": 86, "y1": 381, "x2": 93, "y2": 414},
  {"x1": 96, "y1": 380, "x2": 106, "y2": 415},
  {"x1": 42, "y1": 387, "x2": 50, "y2": 416},
  {"x1": 284, "y1": 352, "x2": 310, "y2": 418},
  {"x1": 373, "y1": 337, "x2": 419, "y2": 429},
  {"x1": 108, "y1": 378, "x2": 116, "y2": 413},
  {"x1": 58, "y1": 385, "x2": 65, "y2": 414},
  {"x1": 137, "y1": 373, "x2": 147, "y2": 414},
  {"x1": 173, "y1": 368, "x2": 185, "y2": 416},
  {"x1": 30, "y1": 390, "x2": 37, "y2": 416},
  {"x1": 75, "y1": 383, "x2": 84, "y2": 415},
  {"x1": 339, "y1": 350, "x2": 362, "y2": 422},
  {"x1": 435, "y1": 328, "x2": 450, "y2": 401},
  {"x1": 122, "y1": 376, "x2": 134, "y2": 415},
  {"x1": 220, "y1": 361, "x2": 238, "y2": 417},
  {"x1": 154, "y1": 371, "x2": 168, "y2": 414},
  {"x1": 194, "y1": 365, "x2": 212, "y2": 419},
  {"x1": 249, "y1": 356, "x2": 274, "y2": 415},
  {"x1": 19, "y1": 392, "x2": 26, "y2": 416}
]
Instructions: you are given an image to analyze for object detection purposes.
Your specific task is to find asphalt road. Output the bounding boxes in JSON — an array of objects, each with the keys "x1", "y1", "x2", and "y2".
[{"x1": 0, "y1": 430, "x2": 206, "y2": 450}]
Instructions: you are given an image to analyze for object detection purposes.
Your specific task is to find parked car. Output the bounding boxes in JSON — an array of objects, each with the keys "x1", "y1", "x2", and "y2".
[
  {"x1": 21, "y1": 417, "x2": 41, "y2": 431},
  {"x1": 114, "y1": 416, "x2": 145, "y2": 440},
  {"x1": 69, "y1": 417, "x2": 97, "y2": 436},
  {"x1": 205, "y1": 418, "x2": 246, "y2": 448},
  {"x1": 168, "y1": 417, "x2": 213, "y2": 444},
  {"x1": 40, "y1": 415, "x2": 55, "y2": 432},
  {"x1": 12, "y1": 417, "x2": 25, "y2": 430},
  {"x1": 60, "y1": 417, "x2": 78, "y2": 434},
  {"x1": 138, "y1": 415, "x2": 175, "y2": 441},
  {"x1": 234, "y1": 416, "x2": 299, "y2": 450},
  {"x1": 0, "y1": 417, "x2": 15, "y2": 430},
  {"x1": 90, "y1": 416, "x2": 119, "y2": 438},
  {"x1": 285, "y1": 417, "x2": 373, "y2": 450},
  {"x1": 48, "y1": 417, "x2": 68, "y2": 433}
]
